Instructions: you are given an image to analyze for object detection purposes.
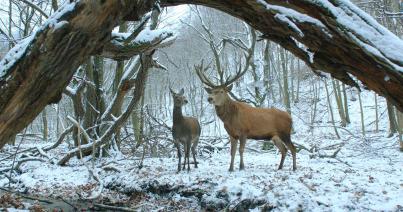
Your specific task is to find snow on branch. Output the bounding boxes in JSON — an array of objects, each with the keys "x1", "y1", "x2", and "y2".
[
  {"x1": 257, "y1": 0, "x2": 330, "y2": 37},
  {"x1": 0, "y1": 1, "x2": 77, "y2": 79},
  {"x1": 101, "y1": 28, "x2": 177, "y2": 60}
]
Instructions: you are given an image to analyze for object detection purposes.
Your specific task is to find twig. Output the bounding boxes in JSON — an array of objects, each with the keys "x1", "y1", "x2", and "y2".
[
  {"x1": 8, "y1": 138, "x2": 23, "y2": 187},
  {"x1": 298, "y1": 177, "x2": 317, "y2": 192},
  {"x1": 0, "y1": 187, "x2": 53, "y2": 204},
  {"x1": 14, "y1": 157, "x2": 47, "y2": 172},
  {"x1": 93, "y1": 203, "x2": 138, "y2": 212}
]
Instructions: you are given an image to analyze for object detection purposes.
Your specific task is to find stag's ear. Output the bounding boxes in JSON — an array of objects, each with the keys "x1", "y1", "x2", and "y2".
[
  {"x1": 226, "y1": 84, "x2": 233, "y2": 92},
  {"x1": 179, "y1": 88, "x2": 184, "y2": 95},
  {"x1": 204, "y1": 87, "x2": 212, "y2": 94}
]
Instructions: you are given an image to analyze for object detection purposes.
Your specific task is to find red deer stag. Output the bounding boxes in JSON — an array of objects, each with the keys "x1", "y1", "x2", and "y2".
[
  {"x1": 195, "y1": 63, "x2": 296, "y2": 171},
  {"x1": 170, "y1": 88, "x2": 201, "y2": 172}
]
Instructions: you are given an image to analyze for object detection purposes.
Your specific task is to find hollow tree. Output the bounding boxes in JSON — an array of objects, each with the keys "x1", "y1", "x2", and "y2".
[{"x1": 0, "y1": 0, "x2": 402, "y2": 149}]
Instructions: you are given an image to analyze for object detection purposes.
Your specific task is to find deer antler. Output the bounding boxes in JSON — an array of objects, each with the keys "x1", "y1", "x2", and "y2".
[
  {"x1": 194, "y1": 60, "x2": 217, "y2": 88},
  {"x1": 222, "y1": 52, "x2": 252, "y2": 87}
]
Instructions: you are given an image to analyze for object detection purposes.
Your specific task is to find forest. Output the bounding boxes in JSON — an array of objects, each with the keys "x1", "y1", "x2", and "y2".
[{"x1": 0, "y1": 0, "x2": 402, "y2": 211}]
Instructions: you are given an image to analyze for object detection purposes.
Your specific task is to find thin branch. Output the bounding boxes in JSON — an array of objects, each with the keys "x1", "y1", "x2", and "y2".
[{"x1": 18, "y1": 0, "x2": 49, "y2": 18}]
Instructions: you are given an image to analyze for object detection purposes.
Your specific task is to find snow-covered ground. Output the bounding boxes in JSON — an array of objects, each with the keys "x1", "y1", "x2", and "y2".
[{"x1": 0, "y1": 128, "x2": 402, "y2": 211}]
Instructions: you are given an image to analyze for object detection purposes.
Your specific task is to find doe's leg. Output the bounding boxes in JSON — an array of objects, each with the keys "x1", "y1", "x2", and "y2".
[
  {"x1": 186, "y1": 140, "x2": 191, "y2": 172},
  {"x1": 174, "y1": 142, "x2": 181, "y2": 173},
  {"x1": 192, "y1": 137, "x2": 198, "y2": 168}
]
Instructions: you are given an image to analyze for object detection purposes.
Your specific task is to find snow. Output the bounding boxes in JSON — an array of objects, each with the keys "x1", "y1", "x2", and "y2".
[
  {"x1": 2, "y1": 137, "x2": 401, "y2": 211},
  {"x1": 111, "y1": 28, "x2": 176, "y2": 47},
  {"x1": 256, "y1": 0, "x2": 330, "y2": 38},
  {"x1": 0, "y1": 2, "x2": 76, "y2": 79},
  {"x1": 0, "y1": 35, "x2": 35, "y2": 78}
]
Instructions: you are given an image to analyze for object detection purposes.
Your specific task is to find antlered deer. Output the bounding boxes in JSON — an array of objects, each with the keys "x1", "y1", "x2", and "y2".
[
  {"x1": 195, "y1": 63, "x2": 297, "y2": 171},
  {"x1": 170, "y1": 88, "x2": 201, "y2": 172}
]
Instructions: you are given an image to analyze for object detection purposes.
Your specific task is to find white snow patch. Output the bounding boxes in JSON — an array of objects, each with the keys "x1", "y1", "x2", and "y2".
[{"x1": 256, "y1": 0, "x2": 329, "y2": 35}]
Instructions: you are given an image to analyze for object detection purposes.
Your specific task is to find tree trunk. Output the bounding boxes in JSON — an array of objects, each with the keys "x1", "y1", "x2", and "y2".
[
  {"x1": 41, "y1": 108, "x2": 48, "y2": 141},
  {"x1": 332, "y1": 79, "x2": 346, "y2": 127},
  {"x1": 280, "y1": 49, "x2": 291, "y2": 113},
  {"x1": 387, "y1": 101, "x2": 398, "y2": 137},
  {"x1": 324, "y1": 79, "x2": 340, "y2": 139},
  {"x1": 342, "y1": 83, "x2": 350, "y2": 124},
  {"x1": 358, "y1": 91, "x2": 365, "y2": 137}
]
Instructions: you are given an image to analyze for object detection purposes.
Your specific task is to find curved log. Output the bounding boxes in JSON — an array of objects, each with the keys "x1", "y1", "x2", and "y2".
[{"x1": 161, "y1": 0, "x2": 403, "y2": 112}]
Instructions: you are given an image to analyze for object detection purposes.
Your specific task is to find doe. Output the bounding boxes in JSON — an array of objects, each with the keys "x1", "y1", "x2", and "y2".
[{"x1": 170, "y1": 88, "x2": 201, "y2": 172}]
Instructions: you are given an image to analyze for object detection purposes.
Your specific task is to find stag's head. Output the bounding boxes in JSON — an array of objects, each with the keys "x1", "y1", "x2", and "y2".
[
  {"x1": 170, "y1": 88, "x2": 188, "y2": 107},
  {"x1": 195, "y1": 61, "x2": 247, "y2": 107},
  {"x1": 204, "y1": 85, "x2": 232, "y2": 106}
]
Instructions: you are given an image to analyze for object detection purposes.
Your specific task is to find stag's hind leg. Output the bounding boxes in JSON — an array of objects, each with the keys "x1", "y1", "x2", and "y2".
[
  {"x1": 272, "y1": 136, "x2": 287, "y2": 170},
  {"x1": 283, "y1": 135, "x2": 297, "y2": 171}
]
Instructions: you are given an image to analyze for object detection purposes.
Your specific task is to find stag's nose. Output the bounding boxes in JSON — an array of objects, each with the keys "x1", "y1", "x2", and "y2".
[
  {"x1": 184, "y1": 99, "x2": 188, "y2": 104},
  {"x1": 207, "y1": 97, "x2": 213, "y2": 103}
]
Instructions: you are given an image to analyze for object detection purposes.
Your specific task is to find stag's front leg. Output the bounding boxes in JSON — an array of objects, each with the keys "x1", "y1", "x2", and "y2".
[
  {"x1": 239, "y1": 136, "x2": 246, "y2": 170},
  {"x1": 229, "y1": 137, "x2": 238, "y2": 172},
  {"x1": 174, "y1": 142, "x2": 181, "y2": 173}
]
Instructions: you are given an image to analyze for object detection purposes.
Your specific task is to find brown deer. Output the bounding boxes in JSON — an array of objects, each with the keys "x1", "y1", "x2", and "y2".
[
  {"x1": 170, "y1": 88, "x2": 201, "y2": 172},
  {"x1": 195, "y1": 63, "x2": 297, "y2": 171}
]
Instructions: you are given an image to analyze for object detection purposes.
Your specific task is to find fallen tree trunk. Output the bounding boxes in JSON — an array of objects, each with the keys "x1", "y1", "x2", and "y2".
[{"x1": 161, "y1": 0, "x2": 403, "y2": 111}]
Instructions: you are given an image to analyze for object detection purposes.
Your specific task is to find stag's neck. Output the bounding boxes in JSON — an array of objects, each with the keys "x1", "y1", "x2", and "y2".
[
  {"x1": 215, "y1": 99, "x2": 237, "y2": 122},
  {"x1": 173, "y1": 105, "x2": 184, "y2": 124}
]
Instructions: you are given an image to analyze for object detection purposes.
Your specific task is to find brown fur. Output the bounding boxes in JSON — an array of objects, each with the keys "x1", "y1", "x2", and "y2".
[{"x1": 207, "y1": 87, "x2": 296, "y2": 171}]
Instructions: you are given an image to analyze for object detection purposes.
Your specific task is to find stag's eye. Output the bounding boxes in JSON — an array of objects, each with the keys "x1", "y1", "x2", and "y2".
[{"x1": 220, "y1": 91, "x2": 224, "y2": 93}]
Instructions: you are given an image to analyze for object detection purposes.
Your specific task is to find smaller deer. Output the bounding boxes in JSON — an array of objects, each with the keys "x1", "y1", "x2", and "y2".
[{"x1": 170, "y1": 88, "x2": 201, "y2": 172}]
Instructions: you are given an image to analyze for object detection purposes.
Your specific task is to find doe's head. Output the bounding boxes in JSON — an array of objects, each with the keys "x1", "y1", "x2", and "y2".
[
  {"x1": 204, "y1": 85, "x2": 233, "y2": 106},
  {"x1": 170, "y1": 88, "x2": 188, "y2": 107}
]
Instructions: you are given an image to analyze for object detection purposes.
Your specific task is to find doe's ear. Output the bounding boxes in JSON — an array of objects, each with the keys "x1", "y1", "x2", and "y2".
[
  {"x1": 226, "y1": 84, "x2": 233, "y2": 92},
  {"x1": 179, "y1": 88, "x2": 185, "y2": 95},
  {"x1": 169, "y1": 87, "x2": 175, "y2": 95},
  {"x1": 204, "y1": 87, "x2": 212, "y2": 94}
]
